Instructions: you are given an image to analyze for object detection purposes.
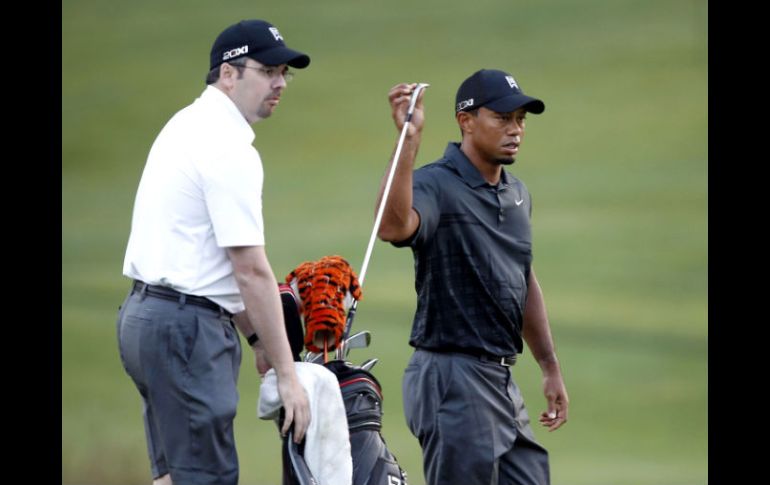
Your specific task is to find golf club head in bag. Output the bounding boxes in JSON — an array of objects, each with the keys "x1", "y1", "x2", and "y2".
[{"x1": 306, "y1": 330, "x2": 371, "y2": 364}]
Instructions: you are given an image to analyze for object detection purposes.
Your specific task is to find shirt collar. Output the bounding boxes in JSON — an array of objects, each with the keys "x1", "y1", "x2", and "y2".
[
  {"x1": 443, "y1": 142, "x2": 511, "y2": 189},
  {"x1": 199, "y1": 85, "x2": 255, "y2": 144}
]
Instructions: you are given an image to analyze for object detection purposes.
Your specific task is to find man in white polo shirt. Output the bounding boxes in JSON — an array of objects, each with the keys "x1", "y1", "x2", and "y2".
[{"x1": 117, "y1": 19, "x2": 311, "y2": 485}]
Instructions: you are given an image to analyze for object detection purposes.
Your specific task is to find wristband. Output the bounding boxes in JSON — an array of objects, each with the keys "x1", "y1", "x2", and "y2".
[{"x1": 247, "y1": 333, "x2": 259, "y2": 347}]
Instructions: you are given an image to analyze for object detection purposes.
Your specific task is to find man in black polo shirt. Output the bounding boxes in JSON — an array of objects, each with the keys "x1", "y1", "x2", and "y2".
[{"x1": 377, "y1": 69, "x2": 569, "y2": 485}]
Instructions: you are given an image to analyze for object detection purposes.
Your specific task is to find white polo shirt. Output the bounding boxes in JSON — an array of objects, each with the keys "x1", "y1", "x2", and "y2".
[{"x1": 123, "y1": 85, "x2": 264, "y2": 314}]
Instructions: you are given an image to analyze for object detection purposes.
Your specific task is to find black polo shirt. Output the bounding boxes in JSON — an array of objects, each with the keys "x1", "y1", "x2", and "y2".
[{"x1": 393, "y1": 142, "x2": 533, "y2": 356}]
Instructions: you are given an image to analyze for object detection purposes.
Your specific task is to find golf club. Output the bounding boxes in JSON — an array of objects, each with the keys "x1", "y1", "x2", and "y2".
[
  {"x1": 307, "y1": 330, "x2": 372, "y2": 363},
  {"x1": 360, "y1": 358, "x2": 379, "y2": 372},
  {"x1": 338, "y1": 82, "x2": 430, "y2": 356},
  {"x1": 343, "y1": 330, "x2": 371, "y2": 359},
  {"x1": 287, "y1": 86, "x2": 424, "y2": 485}
]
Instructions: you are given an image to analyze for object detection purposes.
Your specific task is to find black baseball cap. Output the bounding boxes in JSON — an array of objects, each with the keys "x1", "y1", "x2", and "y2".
[
  {"x1": 209, "y1": 19, "x2": 310, "y2": 71},
  {"x1": 455, "y1": 69, "x2": 545, "y2": 114}
]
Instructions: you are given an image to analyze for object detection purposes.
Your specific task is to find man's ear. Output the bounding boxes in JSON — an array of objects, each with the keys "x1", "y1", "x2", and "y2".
[
  {"x1": 218, "y1": 63, "x2": 237, "y2": 89},
  {"x1": 457, "y1": 111, "x2": 475, "y2": 135}
]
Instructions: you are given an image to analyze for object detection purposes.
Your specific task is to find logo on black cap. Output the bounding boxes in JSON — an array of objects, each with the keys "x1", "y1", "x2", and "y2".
[
  {"x1": 268, "y1": 27, "x2": 283, "y2": 41},
  {"x1": 222, "y1": 45, "x2": 248, "y2": 61},
  {"x1": 457, "y1": 98, "x2": 474, "y2": 111}
]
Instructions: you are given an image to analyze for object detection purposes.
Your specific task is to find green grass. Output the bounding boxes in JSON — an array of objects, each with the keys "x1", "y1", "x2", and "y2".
[{"x1": 63, "y1": 0, "x2": 707, "y2": 483}]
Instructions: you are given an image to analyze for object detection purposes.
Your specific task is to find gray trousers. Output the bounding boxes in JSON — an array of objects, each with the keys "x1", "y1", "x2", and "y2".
[
  {"x1": 403, "y1": 349, "x2": 550, "y2": 485},
  {"x1": 116, "y1": 286, "x2": 242, "y2": 485}
]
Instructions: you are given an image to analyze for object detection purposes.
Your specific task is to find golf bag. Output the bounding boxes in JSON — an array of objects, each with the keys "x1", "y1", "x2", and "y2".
[
  {"x1": 280, "y1": 359, "x2": 408, "y2": 485},
  {"x1": 276, "y1": 264, "x2": 408, "y2": 485},
  {"x1": 328, "y1": 360, "x2": 408, "y2": 485}
]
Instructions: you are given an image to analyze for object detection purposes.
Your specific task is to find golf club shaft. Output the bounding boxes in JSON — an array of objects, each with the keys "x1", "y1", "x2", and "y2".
[
  {"x1": 340, "y1": 83, "x2": 429, "y2": 349},
  {"x1": 359, "y1": 83, "x2": 427, "y2": 287}
]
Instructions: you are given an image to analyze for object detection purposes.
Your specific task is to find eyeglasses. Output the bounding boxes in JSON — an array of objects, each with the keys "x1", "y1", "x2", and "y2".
[{"x1": 237, "y1": 64, "x2": 294, "y2": 83}]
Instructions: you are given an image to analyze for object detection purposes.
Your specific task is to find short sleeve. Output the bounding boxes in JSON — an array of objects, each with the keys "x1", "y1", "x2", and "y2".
[{"x1": 391, "y1": 167, "x2": 440, "y2": 248}]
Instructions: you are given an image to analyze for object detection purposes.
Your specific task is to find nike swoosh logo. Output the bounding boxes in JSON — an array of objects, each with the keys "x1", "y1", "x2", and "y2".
[{"x1": 515, "y1": 199, "x2": 524, "y2": 206}]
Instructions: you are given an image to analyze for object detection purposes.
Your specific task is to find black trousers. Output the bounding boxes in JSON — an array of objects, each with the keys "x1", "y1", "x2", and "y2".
[
  {"x1": 402, "y1": 349, "x2": 550, "y2": 485},
  {"x1": 117, "y1": 285, "x2": 242, "y2": 484}
]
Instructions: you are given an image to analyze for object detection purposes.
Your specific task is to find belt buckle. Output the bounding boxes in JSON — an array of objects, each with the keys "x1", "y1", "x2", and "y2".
[{"x1": 499, "y1": 356, "x2": 511, "y2": 367}]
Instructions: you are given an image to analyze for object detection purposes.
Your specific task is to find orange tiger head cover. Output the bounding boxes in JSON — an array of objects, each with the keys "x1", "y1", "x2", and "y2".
[{"x1": 285, "y1": 255, "x2": 363, "y2": 353}]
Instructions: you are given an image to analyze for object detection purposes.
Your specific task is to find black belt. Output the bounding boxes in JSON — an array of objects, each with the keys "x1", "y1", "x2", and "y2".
[
  {"x1": 477, "y1": 353, "x2": 517, "y2": 367},
  {"x1": 423, "y1": 347, "x2": 517, "y2": 367},
  {"x1": 132, "y1": 280, "x2": 232, "y2": 317}
]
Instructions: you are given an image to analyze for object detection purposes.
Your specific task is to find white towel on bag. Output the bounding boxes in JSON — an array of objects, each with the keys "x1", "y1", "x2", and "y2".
[{"x1": 258, "y1": 362, "x2": 352, "y2": 485}]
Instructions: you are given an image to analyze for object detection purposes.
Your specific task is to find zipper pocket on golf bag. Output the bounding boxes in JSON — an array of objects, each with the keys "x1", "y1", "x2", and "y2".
[{"x1": 340, "y1": 376, "x2": 384, "y2": 432}]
